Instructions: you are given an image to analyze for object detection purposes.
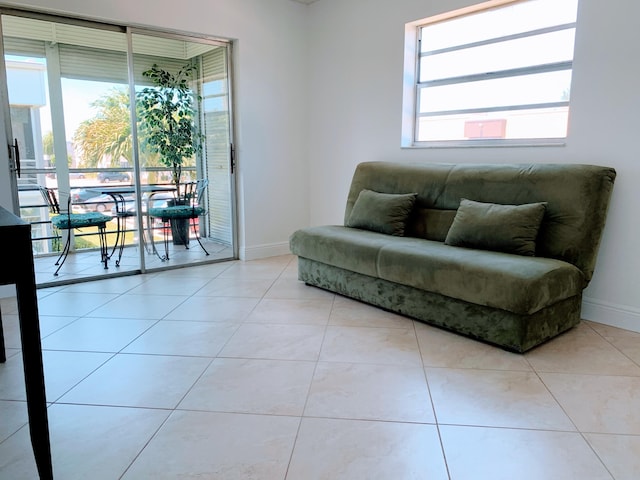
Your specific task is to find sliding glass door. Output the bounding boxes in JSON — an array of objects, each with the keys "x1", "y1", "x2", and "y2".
[
  {"x1": 0, "y1": 11, "x2": 236, "y2": 285},
  {"x1": 130, "y1": 30, "x2": 235, "y2": 270}
]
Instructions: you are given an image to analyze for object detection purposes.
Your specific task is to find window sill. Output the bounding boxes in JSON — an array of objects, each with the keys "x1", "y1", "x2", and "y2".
[{"x1": 401, "y1": 138, "x2": 567, "y2": 149}]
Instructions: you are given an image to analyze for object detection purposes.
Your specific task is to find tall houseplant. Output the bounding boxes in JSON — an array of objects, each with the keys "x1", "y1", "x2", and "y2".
[
  {"x1": 137, "y1": 63, "x2": 203, "y2": 245},
  {"x1": 137, "y1": 63, "x2": 202, "y2": 195}
]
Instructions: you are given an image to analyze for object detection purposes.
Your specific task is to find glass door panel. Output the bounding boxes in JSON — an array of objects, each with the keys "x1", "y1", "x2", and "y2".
[
  {"x1": 1, "y1": 14, "x2": 141, "y2": 282},
  {"x1": 131, "y1": 30, "x2": 235, "y2": 269}
]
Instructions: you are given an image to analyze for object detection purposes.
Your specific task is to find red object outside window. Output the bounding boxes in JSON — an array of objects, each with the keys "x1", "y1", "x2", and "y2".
[{"x1": 464, "y1": 119, "x2": 507, "y2": 139}]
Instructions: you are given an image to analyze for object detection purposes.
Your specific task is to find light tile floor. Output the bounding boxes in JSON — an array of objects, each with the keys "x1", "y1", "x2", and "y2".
[{"x1": 1, "y1": 255, "x2": 639, "y2": 479}]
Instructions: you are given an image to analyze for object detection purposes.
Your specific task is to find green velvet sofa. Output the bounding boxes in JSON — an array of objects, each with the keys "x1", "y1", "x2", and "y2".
[{"x1": 289, "y1": 162, "x2": 616, "y2": 352}]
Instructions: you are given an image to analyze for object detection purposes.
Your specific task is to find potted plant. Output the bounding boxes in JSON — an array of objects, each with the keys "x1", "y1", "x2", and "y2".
[{"x1": 137, "y1": 63, "x2": 203, "y2": 244}]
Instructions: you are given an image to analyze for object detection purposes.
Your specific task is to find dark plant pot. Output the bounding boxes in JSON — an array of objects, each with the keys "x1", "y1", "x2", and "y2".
[
  {"x1": 170, "y1": 218, "x2": 190, "y2": 246},
  {"x1": 168, "y1": 198, "x2": 190, "y2": 246}
]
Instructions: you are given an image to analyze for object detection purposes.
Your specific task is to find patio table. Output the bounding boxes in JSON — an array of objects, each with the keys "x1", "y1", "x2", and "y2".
[{"x1": 98, "y1": 184, "x2": 176, "y2": 264}]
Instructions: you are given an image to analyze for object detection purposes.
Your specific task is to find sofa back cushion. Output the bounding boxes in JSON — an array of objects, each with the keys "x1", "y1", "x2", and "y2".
[
  {"x1": 405, "y1": 207, "x2": 456, "y2": 242},
  {"x1": 346, "y1": 189, "x2": 417, "y2": 236},
  {"x1": 344, "y1": 162, "x2": 616, "y2": 284},
  {"x1": 444, "y1": 199, "x2": 547, "y2": 256}
]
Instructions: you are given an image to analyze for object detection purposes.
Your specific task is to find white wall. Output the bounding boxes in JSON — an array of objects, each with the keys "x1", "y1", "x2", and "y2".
[
  {"x1": 0, "y1": 0, "x2": 311, "y2": 260},
  {"x1": 306, "y1": 0, "x2": 640, "y2": 332}
]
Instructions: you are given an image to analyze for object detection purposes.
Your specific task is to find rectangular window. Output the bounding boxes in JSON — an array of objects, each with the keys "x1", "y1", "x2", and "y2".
[{"x1": 402, "y1": 0, "x2": 579, "y2": 147}]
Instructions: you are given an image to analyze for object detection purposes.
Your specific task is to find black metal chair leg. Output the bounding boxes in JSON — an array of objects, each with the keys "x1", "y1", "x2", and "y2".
[
  {"x1": 156, "y1": 219, "x2": 171, "y2": 262},
  {"x1": 148, "y1": 217, "x2": 168, "y2": 261},
  {"x1": 109, "y1": 217, "x2": 122, "y2": 262},
  {"x1": 108, "y1": 220, "x2": 120, "y2": 259},
  {"x1": 53, "y1": 233, "x2": 72, "y2": 276},
  {"x1": 98, "y1": 225, "x2": 109, "y2": 269},
  {"x1": 115, "y1": 217, "x2": 126, "y2": 266},
  {"x1": 54, "y1": 232, "x2": 69, "y2": 266},
  {"x1": 191, "y1": 218, "x2": 210, "y2": 256}
]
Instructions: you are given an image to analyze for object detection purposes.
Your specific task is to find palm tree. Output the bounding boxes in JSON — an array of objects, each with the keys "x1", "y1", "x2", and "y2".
[{"x1": 73, "y1": 88, "x2": 134, "y2": 167}]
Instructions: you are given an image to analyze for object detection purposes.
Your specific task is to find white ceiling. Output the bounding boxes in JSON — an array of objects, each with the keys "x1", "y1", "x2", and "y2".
[{"x1": 290, "y1": 0, "x2": 319, "y2": 4}]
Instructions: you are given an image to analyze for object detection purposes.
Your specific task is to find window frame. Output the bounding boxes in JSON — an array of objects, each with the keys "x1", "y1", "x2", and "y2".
[{"x1": 401, "y1": 0, "x2": 578, "y2": 148}]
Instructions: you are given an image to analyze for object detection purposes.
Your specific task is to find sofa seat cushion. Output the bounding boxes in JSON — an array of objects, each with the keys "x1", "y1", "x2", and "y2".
[
  {"x1": 378, "y1": 237, "x2": 583, "y2": 315},
  {"x1": 290, "y1": 226, "x2": 584, "y2": 315},
  {"x1": 290, "y1": 225, "x2": 400, "y2": 278}
]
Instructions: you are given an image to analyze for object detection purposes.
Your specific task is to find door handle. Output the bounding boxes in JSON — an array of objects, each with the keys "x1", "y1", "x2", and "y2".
[
  {"x1": 14, "y1": 138, "x2": 20, "y2": 178},
  {"x1": 8, "y1": 138, "x2": 20, "y2": 178},
  {"x1": 230, "y1": 143, "x2": 235, "y2": 174}
]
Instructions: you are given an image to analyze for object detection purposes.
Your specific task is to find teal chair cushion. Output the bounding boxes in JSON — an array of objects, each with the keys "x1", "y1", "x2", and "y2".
[
  {"x1": 149, "y1": 206, "x2": 205, "y2": 220},
  {"x1": 51, "y1": 212, "x2": 111, "y2": 229}
]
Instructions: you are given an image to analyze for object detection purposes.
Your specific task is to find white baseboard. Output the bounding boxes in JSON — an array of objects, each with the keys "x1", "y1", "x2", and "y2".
[
  {"x1": 582, "y1": 297, "x2": 640, "y2": 333},
  {"x1": 240, "y1": 241, "x2": 291, "y2": 261}
]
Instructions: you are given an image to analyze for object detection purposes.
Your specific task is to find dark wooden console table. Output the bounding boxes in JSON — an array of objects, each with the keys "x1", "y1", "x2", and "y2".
[{"x1": 0, "y1": 206, "x2": 53, "y2": 478}]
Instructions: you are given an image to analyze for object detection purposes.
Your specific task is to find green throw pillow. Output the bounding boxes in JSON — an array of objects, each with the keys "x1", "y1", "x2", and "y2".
[
  {"x1": 444, "y1": 198, "x2": 546, "y2": 256},
  {"x1": 347, "y1": 189, "x2": 417, "y2": 236}
]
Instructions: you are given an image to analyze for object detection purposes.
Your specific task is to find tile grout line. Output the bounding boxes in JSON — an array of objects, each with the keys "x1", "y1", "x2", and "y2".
[
  {"x1": 414, "y1": 319, "x2": 453, "y2": 480},
  {"x1": 531, "y1": 366, "x2": 616, "y2": 479},
  {"x1": 281, "y1": 255, "x2": 334, "y2": 480}
]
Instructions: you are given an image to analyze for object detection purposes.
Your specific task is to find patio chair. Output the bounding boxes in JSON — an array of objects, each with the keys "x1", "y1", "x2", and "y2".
[
  {"x1": 39, "y1": 186, "x2": 112, "y2": 276},
  {"x1": 148, "y1": 179, "x2": 210, "y2": 260}
]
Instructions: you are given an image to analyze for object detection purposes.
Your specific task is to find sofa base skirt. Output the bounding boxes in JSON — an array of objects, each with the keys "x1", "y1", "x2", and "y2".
[{"x1": 297, "y1": 257, "x2": 581, "y2": 353}]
